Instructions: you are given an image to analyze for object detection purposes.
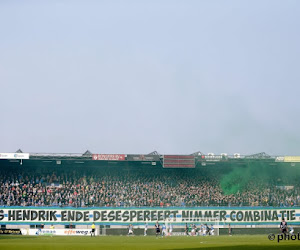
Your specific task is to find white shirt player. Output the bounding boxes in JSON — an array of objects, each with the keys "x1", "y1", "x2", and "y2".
[
  {"x1": 128, "y1": 224, "x2": 134, "y2": 235},
  {"x1": 169, "y1": 224, "x2": 173, "y2": 236},
  {"x1": 144, "y1": 223, "x2": 148, "y2": 236},
  {"x1": 162, "y1": 224, "x2": 167, "y2": 236},
  {"x1": 165, "y1": 220, "x2": 169, "y2": 234}
]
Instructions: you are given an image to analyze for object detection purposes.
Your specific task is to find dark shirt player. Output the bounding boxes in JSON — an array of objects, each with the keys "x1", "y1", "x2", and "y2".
[
  {"x1": 155, "y1": 222, "x2": 160, "y2": 237},
  {"x1": 280, "y1": 218, "x2": 288, "y2": 234}
]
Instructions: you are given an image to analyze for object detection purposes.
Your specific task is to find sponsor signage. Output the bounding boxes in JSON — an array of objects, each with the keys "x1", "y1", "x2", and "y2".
[
  {"x1": 284, "y1": 156, "x2": 300, "y2": 163},
  {"x1": 0, "y1": 228, "x2": 22, "y2": 234},
  {"x1": 163, "y1": 155, "x2": 195, "y2": 168},
  {"x1": 197, "y1": 155, "x2": 227, "y2": 162},
  {"x1": 92, "y1": 154, "x2": 126, "y2": 161},
  {"x1": 1, "y1": 208, "x2": 299, "y2": 225},
  {"x1": 127, "y1": 154, "x2": 159, "y2": 161},
  {"x1": 21, "y1": 229, "x2": 95, "y2": 236},
  {"x1": 0, "y1": 153, "x2": 29, "y2": 160},
  {"x1": 204, "y1": 155, "x2": 223, "y2": 161}
]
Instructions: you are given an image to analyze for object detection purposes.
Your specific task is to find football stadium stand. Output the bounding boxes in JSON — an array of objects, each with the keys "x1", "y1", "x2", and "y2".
[{"x1": 0, "y1": 151, "x2": 299, "y2": 208}]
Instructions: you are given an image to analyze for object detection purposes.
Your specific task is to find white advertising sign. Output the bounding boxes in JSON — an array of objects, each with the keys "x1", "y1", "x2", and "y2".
[
  {"x1": 0, "y1": 153, "x2": 30, "y2": 159},
  {"x1": 21, "y1": 229, "x2": 95, "y2": 236}
]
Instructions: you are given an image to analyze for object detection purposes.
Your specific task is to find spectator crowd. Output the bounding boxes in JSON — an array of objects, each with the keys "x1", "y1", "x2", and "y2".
[{"x1": 0, "y1": 167, "x2": 299, "y2": 208}]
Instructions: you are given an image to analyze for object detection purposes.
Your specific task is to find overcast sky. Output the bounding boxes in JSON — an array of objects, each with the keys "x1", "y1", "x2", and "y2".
[{"x1": 1, "y1": 0, "x2": 300, "y2": 156}]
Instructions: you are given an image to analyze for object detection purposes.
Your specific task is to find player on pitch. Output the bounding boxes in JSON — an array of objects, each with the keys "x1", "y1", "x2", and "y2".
[
  {"x1": 155, "y1": 221, "x2": 160, "y2": 238},
  {"x1": 280, "y1": 218, "x2": 288, "y2": 235},
  {"x1": 91, "y1": 222, "x2": 96, "y2": 237}
]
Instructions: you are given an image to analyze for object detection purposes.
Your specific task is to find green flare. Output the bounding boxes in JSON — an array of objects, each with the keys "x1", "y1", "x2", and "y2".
[
  {"x1": 219, "y1": 161, "x2": 300, "y2": 195},
  {"x1": 220, "y1": 167, "x2": 248, "y2": 195}
]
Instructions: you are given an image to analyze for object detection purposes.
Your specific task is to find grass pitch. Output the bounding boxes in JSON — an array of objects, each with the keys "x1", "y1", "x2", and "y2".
[{"x1": 0, "y1": 235, "x2": 299, "y2": 250}]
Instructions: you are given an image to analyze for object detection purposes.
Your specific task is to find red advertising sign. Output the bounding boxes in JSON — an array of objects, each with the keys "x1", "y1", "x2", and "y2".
[
  {"x1": 92, "y1": 154, "x2": 126, "y2": 161},
  {"x1": 163, "y1": 155, "x2": 195, "y2": 168}
]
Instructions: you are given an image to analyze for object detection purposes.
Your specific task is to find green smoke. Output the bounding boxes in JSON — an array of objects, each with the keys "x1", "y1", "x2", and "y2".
[
  {"x1": 220, "y1": 167, "x2": 249, "y2": 195},
  {"x1": 220, "y1": 161, "x2": 300, "y2": 195}
]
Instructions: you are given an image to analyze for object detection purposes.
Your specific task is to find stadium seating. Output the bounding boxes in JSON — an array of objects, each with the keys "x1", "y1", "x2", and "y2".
[{"x1": 0, "y1": 166, "x2": 298, "y2": 208}]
